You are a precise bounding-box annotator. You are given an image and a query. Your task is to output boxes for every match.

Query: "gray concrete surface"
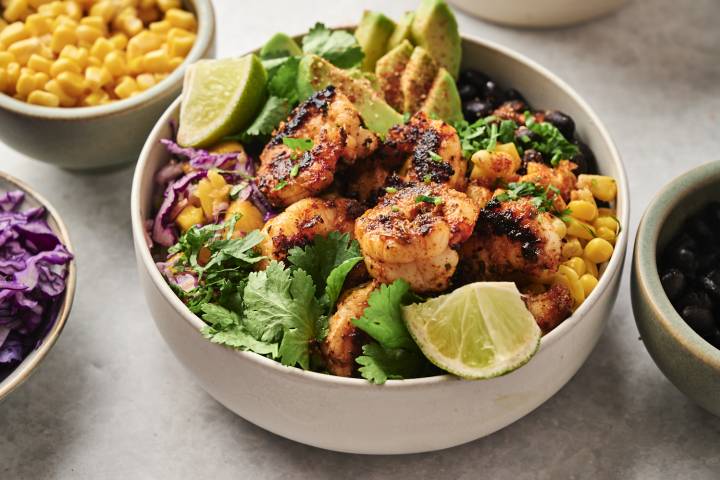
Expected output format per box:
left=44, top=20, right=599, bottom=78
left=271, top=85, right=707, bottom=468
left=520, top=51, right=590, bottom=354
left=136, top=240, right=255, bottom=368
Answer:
left=1, top=0, right=720, bottom=478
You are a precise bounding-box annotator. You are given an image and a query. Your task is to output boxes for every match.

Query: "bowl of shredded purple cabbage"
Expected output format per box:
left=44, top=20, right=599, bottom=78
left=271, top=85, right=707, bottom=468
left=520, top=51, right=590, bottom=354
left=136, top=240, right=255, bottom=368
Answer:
left=0, top=172, right=75, bottom=401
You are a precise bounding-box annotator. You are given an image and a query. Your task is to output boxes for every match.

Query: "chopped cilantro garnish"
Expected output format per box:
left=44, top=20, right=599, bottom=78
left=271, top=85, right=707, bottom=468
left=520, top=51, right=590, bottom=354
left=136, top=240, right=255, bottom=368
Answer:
left=429, top=151, right=443, bottom=162
left=282, top=136, right=314, bottom=151
left=415, top=195, right=443, bottom=206
left=385, top=187, right=398, bottom=194
left=290, top=163, right=300, bottom=177
left=495, top=181, right=567, bottom=218
left=302, top=23, right=364, bottom=69
left=423, top=174, right=431, bottom=184
left=274, top=180, right=288, bottom=191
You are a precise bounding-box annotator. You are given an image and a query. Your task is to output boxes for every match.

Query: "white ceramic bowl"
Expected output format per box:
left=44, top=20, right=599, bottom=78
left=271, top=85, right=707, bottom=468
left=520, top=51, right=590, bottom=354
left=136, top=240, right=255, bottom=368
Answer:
left=448, top=0, right=628, bottom=28
left=0, top=0, right=215, bottom=171
left=0, top=171, right=76, bottom=401
left=131, top=34, right=629, bottom=454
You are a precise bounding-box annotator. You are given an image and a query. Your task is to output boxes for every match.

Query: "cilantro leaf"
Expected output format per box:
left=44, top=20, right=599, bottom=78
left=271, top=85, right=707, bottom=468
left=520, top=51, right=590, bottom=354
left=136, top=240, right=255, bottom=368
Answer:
left=352, top=280, right=417, bottom=351
left=356, top=344, right=426, bottom=384
left=234, top=96, right=290, bottom=143
left=287, top=232, right=361, bottom=293
left=268, top=56, right=301, bottom=104
left=494, top=181, right=568, bottom=218
left=242, top=261, right=321, bottom=369
left=201, top=304, right=279, bottom=357
left=415, top=195, right=443, bottom=206
left=203, top=230, right=266, bottom=271
left=282, top=137, right=313, bottom=151
left=453, top=117, right=518, bottom=158
left=523, top=116, right=579, bottom=166
left=323, top=256, right=362, bottom=311
left=302, top=23, right=364, bottom=69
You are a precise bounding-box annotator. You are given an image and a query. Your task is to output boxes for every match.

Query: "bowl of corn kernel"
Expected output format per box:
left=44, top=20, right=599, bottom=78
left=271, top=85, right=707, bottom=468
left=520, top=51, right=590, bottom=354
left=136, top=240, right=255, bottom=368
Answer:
left=0, top=0, right=215, bottom=170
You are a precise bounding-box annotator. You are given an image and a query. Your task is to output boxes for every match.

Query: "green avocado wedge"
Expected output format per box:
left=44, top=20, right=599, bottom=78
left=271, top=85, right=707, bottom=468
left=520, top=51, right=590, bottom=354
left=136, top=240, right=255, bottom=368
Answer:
left=421, top=67, right=463, bottom=124
left=260, top=32, right=302, bottom=58
left=387, top=11, right=415, bottom=51
left=297, top=54, right=404, bottom=135
left=376, top=39, right=414, bottom=112
left=401, top=46, right=439, bottom=114
left=355, top=11, right=396, bottom=72
left=177, top=55, right=268, bottom=148
left=411, top=0, right=462, bottom=79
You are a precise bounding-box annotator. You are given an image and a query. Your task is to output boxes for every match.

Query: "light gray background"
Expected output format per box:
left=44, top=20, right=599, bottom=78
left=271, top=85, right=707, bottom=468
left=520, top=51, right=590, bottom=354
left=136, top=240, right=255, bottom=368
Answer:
left=2, top=0, right=720, bottom=478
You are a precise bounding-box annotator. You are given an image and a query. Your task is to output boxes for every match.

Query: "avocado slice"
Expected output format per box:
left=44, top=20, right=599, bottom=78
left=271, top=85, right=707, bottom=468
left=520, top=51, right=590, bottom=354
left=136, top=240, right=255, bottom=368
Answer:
left=411, top=0, right=462, bottom=79
left=387, top=11, right=415, bottom=50
left=375, top=39, right=413, bottom=112
left=355, top=11, right=396, bottom=72
left=401, top=46, right=439, bottom=114
left=421, top=67, right=463, bottom=124
left=260, top=33, right=302, bottom=58
left=297, top=54, right=404, bottom=135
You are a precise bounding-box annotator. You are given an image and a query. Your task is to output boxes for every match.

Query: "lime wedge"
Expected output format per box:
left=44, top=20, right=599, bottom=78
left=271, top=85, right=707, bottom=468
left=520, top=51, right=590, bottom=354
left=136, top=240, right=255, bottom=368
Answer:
left=177, top=55, right=268, bottom=148
left=402, top=282, right=541, bottom=379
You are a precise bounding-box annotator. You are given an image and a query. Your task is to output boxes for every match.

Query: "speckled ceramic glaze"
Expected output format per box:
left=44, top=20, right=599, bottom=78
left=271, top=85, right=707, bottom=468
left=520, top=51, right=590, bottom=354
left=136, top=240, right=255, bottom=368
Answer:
left=0, top=172, right=76, bottom=402
left=132, top=35, right=629, bottom=454
left=632, top=161, right=720, bottom=417
left=0, top=0, right=215, bottom=171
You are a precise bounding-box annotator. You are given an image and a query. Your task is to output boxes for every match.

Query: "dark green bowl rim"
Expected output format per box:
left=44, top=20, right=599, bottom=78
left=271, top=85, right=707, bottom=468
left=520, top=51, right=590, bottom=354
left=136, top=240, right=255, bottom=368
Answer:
left=634, top=160, right=720, bottom=369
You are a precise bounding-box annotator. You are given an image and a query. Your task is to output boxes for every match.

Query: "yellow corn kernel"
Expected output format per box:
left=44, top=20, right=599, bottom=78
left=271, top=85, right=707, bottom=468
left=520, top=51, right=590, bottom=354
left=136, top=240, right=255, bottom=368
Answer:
left=52, top=14, right=77, bottom=28
left=80, top=15, right=107, bottom=35
left=595, top=226, right=616, bottom=245
left=567, top=199, right=597, bottom=222
left=84, top=65, right=111, bottom=89
left=37, top=1, right=65, bottom=18
left=126, top=30, right=162, bottom=58
left=0, top=18, right=7, bottom=31
left=165, top=8, right=196, bottom=31
left=117, top=15, right=143, bottom=37
left=166, top=26, right=192, bottom=41
left=157, top=0, right=179, bottom=12
left=0, top=22, right=29, bottom=46
left=80, top=88, right=109, bottom=106
left=138, top=6, right=160, bottom=23
left=139, top=0, right=157, bottom=8
left=14, top=70, right=34, bottom=97
left=167, top=32, right=194, bottom=57
left=50, top=56, right=80, bottom=76
left=89, top=37, right=114, bottom=61
left=63, top=0, right=82, bottom=20
left=565, top=217, right=596, bottom=241
left=562, top=237, right=583, bottom=259
left=557, top=265, right=584, bottom=307
left=44, top=78, right=75, bottom=106
left=113, top=75, right=137, bottom=98
left=153, top=72, right=167, bottom=81
left=597, top=207, right=614, bottom=218
left=135, top=71, right=154, bottom=90
left=126, top=55, right=142, bottom=74
left=55, top=70, right=85, bottom=96
left=28, top=0, right=56, bottom=7
left=3, top=0, right=30, bottom=23
left=27, top=88, right=59, bottom=106
left=584, top=237, right=614, bottom=264
left=141, top=48, right=170, bottom=72
left=570, top=187, right=595, bottom=204
left=76, top=25, right=103, bottom=48
left=5, top=62, right=20, bottom=89
left=210, top=141, right=244, bottom=154
left=59, top=45, right=88, bottom=68
left=564, top=256, right=586, bottom=277
left=50, top=24, right=77, bottom=53
left=24, top=13, right=52, bottom=36
left=102, top=50, right=125, bottom=76
left=149, top=19, right=170, bottom=33
left=0, top=51, right=14, bottom=67
left=109, top=32, right=128, bottom=50
left=176, top=205, right=204, bottom=232
left=89, top=0, right=117, bottom=23
left=196, top=170, right=230, bottom=218
left=577, top=174, right=617, bottom=202
left=594, top=215, right=619, bottom=234
left=225, top=200, right=264, bottom=234
left=579, top=274, right=598, bottom=297
left=584, top=258, right=598, bottom=278
left=8, top=37, right=42, bottom=65
left=0, top=68, right=8, bottom=92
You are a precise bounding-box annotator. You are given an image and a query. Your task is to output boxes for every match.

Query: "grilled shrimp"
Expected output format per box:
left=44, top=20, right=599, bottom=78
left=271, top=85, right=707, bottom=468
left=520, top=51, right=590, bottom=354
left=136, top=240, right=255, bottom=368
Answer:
left=257, top=86, right=379, bottom=207
left=523, top=284, right=574, bottom=333
left=322, top=281, right=377, bottom=377
left=519, top=160, right=577, bottom=201
left=355, top=183, right=479, bottom=292
left=458, top=197, right=562, bottom=280
left=258, top=197, right=363, bottom=263
left=381, top=112, right=467, bottom=191
left=338, top=157, right=393, bottom=206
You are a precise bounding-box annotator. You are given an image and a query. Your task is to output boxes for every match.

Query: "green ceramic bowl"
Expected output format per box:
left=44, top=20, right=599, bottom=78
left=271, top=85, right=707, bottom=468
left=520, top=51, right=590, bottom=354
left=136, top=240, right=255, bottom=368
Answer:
left=0, top=0, right=215, bottom=171
left=632, top=161, right=720, bottom=417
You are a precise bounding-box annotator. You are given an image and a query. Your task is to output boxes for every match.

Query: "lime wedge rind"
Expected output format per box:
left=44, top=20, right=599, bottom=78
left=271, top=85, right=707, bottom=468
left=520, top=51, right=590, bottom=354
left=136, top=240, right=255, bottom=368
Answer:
left=402, top=282, right=542, bottom=380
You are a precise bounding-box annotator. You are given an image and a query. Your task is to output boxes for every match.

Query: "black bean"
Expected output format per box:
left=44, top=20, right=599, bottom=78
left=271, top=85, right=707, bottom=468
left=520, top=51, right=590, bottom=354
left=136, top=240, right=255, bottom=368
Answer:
left=571, top=139, right=597, bottom=175
left=681, top=305, right=717, bottom=337
left=482, top=80, right=506, bottom=107
left=544, top=110, right=575, bottom=139
left=677, top=291, right=713, bottom=311
left=523, top=149, right=544, bottom=164
left=673, top=232, right=698, bottom=252
left=458, top=83, right=478, bottom=101
left=687, top=216, right=715, bottom=243
left=505, top=88, right=528, bottom=105
left=459, top=70, right=490, bottom=90
left=702, top=202, right=720, bottom=233
left=706, top=329, right=720, bottom=349
left=661, top=269, right=686, bottom=301
left=515, top=126, right=540, bottom=144
left=670, top=247, right=698, bottom=274
left=463, top=100, right=494, bottom=121
left=702, top=270, right=720, bottom=300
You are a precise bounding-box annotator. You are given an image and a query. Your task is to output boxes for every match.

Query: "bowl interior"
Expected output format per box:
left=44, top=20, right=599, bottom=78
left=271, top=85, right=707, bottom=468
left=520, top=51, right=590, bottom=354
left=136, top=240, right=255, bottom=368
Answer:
left=131, top=34, right=629, bottom=385
left=636, top=161, right=720, bottom=366
left=0, top=0, right=215, bottom=120
left=0, top=173, right=76, bottom=401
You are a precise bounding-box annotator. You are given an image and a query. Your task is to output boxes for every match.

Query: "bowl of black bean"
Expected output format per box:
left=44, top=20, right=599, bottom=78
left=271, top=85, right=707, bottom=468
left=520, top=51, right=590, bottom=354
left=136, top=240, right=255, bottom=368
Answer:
left=632, top=161, right=720, bottom=417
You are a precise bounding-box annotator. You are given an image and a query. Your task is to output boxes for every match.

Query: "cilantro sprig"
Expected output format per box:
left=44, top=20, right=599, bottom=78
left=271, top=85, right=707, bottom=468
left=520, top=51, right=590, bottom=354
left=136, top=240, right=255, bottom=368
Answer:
left=495, top=181, right=570, bottom=219
left=523, top=112, right=579, bottom=166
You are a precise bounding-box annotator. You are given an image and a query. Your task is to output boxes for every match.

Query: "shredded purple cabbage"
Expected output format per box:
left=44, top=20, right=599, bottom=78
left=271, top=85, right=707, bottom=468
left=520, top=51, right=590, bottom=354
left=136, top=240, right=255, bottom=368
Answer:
left=0, top=190, right=73, bottom=378
left=149, top=138, right=276, bottom=247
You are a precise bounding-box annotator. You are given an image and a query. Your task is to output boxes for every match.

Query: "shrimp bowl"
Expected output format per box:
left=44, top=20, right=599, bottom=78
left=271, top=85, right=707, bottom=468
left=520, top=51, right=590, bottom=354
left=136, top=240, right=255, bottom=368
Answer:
left=131, top=28, right=628, bottom=454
